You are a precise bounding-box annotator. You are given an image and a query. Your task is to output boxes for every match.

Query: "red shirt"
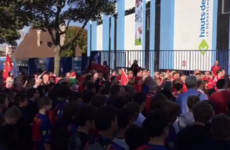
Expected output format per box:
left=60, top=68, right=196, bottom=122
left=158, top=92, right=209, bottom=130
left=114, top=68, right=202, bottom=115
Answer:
left=209, top=90, right=230, bottom=114
left=181, top=82, right=188, bottom=93
left=133, top=84, right=142, bottom=92
left=211, top=65, right=221, bottom=76
left=145, top=92, right=156, bottom=113
left=203, top=78, right=214, bottom=89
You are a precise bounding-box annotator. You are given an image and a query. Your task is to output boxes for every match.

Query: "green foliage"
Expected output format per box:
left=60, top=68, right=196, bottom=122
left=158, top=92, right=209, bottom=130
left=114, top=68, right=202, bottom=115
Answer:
left=0, top=1, right=30, bottom=45
left=61, top=26, right=87, bottom=57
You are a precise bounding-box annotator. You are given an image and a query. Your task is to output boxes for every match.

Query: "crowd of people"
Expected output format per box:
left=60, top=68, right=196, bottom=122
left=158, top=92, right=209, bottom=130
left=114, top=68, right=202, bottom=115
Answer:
left=0, top=59, right=229, bottom=150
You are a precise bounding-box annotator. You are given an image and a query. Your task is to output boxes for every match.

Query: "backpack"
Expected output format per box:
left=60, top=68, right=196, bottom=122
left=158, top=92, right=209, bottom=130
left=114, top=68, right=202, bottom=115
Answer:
left=68, top=132, right=82, bottom=150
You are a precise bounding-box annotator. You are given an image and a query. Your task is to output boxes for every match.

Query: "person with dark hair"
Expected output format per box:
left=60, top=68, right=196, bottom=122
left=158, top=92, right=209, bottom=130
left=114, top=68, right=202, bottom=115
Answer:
left=177, top=96, right=200, bottom=131
left=159, top=89, right=176, bottom=102
left=133, top=92, right=146, bottom=127
left=173, top=83, right=183, bottom=98
left=111, top=76, right=118, bottom=85
left=113, top=96, right=127, bottom=110
left=90, top=94, right=106, bottom=108
left=137, top=110, right=169, bottom=150
left=161, top=101, right=180, bottom=150
left=150, top=93, right=168, bottom=111
left=82, top=89, right=95, bottom=104
left=195, top=114, right=230, bottom=150
left=113, top=108, right=135, bottom=150
left=100, top=82, right=111, bottom=97
left=69, top=92, right=81, bottom=103
left=0, top=93, right=9, bottom=115
left=125, top=102, right=140, bottom=122
left=177, top=101, right=213, bottom=150
left=32, top=97, right=52, bottom=150
left=210, top=79, right=230, bottom=114
left=51, top=102, right=79, bottom=150
left=51, top=84, right=71, bottom=123
left=69, top=104, right=97, bottom=150
left=86, top=82, right=96, bottom=93
left=27, top=88, right=39, bottom=125
left=125, top=125, right=149, bottom=150
left=85, top=106, right=124, bottom=150
left=0, top=106, right=22, bottom=150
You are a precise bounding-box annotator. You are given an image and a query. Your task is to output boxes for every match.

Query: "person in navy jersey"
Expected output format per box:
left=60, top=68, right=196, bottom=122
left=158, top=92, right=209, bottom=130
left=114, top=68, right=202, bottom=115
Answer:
left=195, top=114, right=230, bottom=150
left=136, top=110, right=169, bottom=150
left=161, top=101, right=180, bottom=150
left=50, top=84, right=70, bottom=124
left=68, top=104, right=96, bottom=150
left=14, top=92, right=30, bottom=150
left=125, top=125, right=149, bottom=150
left=85, top=106, right=125, bottom=150
left=211, top=60, right=221, bottom=77
left=0, top=106, right=22, bottom=150
left=32, top=97, right=52, bottom=150
left=176, top=101, right=213, bottom=150
left=27, top=88, right=39, bottom=125
left=113, top=108, right=137, bottom=150
left=51, top=102, right=79, bottom=150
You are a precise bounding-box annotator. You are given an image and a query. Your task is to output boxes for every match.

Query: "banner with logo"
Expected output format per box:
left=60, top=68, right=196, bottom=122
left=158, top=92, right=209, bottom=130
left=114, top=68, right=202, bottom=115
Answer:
left=135, top=0, right=143, bottom=46
left=173, top=0, right=215, bottom=71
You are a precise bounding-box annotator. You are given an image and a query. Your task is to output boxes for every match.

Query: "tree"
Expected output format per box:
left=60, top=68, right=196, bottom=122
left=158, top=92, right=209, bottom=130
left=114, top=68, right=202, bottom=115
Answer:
left=0, top=1, right=30, bottom=45
left=22, top=0, right=116, bottom=75
left=60, top=26, right=87, bottom=57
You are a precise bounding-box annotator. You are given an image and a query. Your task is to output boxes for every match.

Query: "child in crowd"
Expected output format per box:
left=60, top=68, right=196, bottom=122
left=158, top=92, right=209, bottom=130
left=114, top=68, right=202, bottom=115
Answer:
left=173, top=83, right=183, bottom=99
left=0, top=106, right=22, bottom=150
left=177, top=101, right=213, bottom=150
left=85, top=106, right=124, bottom=150
left=113, top=108, right=136, bottom=150
left=137, top=110, right=169, bottom=150
left=32, top=97, right=52, bottom=150
left=133, top=92, right=146, bottom=127
left=177, top=96, right=200, bottom=131
left=161, top=101, right=180, bottom=150
left=125, top=125, right=149, bottom=150
left=69, top=104, right=96, bottom=150
left=0, top=93, right=9, bottom=116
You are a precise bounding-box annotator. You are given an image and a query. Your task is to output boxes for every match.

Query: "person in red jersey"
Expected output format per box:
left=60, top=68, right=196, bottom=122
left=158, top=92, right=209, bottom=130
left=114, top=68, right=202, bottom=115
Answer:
left=173, top=72, right=180, bottom=80
left=213, top=70, right=224, bottom=86
left=133, top=77, right=143, bottom=92
left=180, top=75, right=187, bottom=93
left=128, top=71, right=133, bottom=80
left=136, top=110, right=169, bottom=150
left=203, top=71, right=211, bottom=81
left=32, top=97, right=52, bottom=150
left=211, top=60, right=221, bottom=77
left=173, top=83, right=183, bottom=98
left=209, top=79, right=230, bottom=114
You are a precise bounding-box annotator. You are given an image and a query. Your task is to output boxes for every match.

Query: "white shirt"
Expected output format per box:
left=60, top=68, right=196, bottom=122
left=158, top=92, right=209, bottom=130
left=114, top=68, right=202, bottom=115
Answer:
left=134, top=113, right=145, bottom=127
left=113, top=138, right=129, bottom=150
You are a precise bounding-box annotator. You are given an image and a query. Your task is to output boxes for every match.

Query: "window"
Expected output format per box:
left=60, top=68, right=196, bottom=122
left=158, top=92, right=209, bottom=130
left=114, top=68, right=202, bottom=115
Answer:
left=221, top=0, right=230, bottom=14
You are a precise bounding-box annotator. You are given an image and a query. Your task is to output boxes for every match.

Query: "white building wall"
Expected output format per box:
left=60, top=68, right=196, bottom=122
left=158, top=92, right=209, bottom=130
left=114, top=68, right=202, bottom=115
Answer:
left=97, top=24, right=103, bottom=50
left=124, top=14, right=142, bottom=67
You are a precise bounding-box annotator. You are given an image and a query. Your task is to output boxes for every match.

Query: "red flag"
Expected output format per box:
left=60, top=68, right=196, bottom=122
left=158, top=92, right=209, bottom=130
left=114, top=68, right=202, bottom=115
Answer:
left=3, top=54, right=13, bottom=79
left=121, top=69, right=128, bottom=85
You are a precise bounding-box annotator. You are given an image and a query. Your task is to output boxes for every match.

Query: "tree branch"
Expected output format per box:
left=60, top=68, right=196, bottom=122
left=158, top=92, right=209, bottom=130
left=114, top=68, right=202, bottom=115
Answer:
left=44, top=15, right=57, bottom=45
left=61, top=19, right=89, bottom=50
